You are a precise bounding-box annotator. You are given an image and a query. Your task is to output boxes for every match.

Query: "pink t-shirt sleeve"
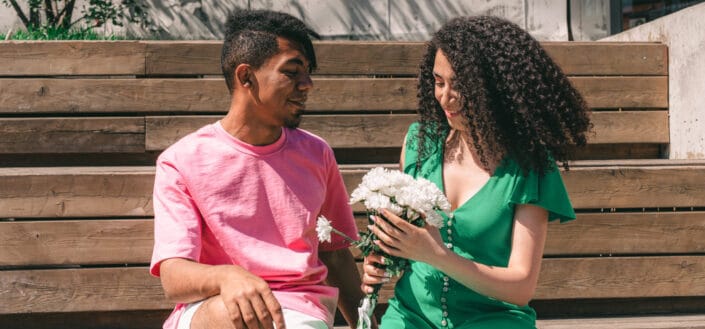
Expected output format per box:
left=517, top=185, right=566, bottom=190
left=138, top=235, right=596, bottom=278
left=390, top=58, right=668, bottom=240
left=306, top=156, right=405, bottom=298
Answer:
left=318, top=147, right=359, bottom=251
left=150, top=156, right=203, bottom=277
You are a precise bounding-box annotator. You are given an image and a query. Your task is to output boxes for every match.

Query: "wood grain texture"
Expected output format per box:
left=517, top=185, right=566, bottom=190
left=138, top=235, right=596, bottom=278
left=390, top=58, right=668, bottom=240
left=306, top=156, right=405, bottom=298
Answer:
left=0, top=267, right=169, bottom=313
left=4, top=211, right=704, bottom=266
left=0, top=167, right=154, bottom=218
left=0, top=77, right=666, bottom=114
left=0, top=219, right=153, bottom=266
left=536, top=315, right=705, bottom=329
left=2, top=163, right=705, bottom=218
left=0, top=41, right=145, bottom=75
left=2, top=256, right=703, bottom=314
left=144, top=41, right=667, bottom=76
left=144, top=111, right=667, bottom=152
left=0, top=117, right=144, bottom=153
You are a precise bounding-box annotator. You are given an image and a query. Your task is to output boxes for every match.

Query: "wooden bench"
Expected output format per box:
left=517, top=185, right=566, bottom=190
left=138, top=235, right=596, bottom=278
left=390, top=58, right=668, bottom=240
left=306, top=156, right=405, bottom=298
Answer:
left=1, top=41, right=704, bottom=329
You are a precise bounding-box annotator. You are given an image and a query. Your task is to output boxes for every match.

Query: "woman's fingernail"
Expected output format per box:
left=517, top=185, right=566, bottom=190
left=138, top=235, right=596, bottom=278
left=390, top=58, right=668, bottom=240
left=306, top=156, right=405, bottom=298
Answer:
left=369, top=215, right=376, bottom=222
left=382, top=277, right=390, bottom=283
left=367, top=225, right=374, bottom=231
left=384, top=271, right=391, bottom=278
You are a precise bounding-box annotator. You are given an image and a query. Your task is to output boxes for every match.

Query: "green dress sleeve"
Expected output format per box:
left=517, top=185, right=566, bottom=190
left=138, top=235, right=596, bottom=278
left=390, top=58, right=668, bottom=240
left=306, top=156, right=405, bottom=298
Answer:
left=507, top=161, right=576, bottom=223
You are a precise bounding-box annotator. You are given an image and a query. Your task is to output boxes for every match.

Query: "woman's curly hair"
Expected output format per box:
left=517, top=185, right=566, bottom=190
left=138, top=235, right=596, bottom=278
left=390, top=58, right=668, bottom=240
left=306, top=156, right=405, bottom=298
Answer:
left=415, top=16, right=591, bottom=174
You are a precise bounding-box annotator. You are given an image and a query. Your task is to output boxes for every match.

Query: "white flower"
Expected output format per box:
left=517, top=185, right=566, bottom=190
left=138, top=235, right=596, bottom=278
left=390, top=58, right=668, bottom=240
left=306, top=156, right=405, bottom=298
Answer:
left=316, top=216, right=333, bottom=243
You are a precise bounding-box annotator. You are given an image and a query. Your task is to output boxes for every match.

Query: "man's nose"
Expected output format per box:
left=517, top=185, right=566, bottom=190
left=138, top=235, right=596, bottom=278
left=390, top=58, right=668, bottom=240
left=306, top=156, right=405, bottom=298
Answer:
left=298, top=74, right=313, bottom=91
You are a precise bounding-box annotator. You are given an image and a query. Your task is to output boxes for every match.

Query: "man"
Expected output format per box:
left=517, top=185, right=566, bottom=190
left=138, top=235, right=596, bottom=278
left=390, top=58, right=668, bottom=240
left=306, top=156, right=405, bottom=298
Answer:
left=150, top=9, right=364, bottom=329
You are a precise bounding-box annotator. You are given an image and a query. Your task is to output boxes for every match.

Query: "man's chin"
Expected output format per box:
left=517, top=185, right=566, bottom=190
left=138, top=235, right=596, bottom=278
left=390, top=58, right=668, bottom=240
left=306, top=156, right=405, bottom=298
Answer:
left=284, top=116, right=302, bottom=129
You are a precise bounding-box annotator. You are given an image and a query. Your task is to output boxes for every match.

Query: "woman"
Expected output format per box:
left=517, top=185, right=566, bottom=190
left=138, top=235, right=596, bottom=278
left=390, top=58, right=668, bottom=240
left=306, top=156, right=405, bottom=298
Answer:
left=362, top=16, right=591, bottom=329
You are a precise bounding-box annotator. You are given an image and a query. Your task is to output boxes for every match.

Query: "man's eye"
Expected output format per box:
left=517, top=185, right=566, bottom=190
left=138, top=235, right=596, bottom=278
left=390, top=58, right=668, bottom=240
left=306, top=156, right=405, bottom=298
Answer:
left=283, top=71, right=297, bottom=77
left=435, top=82, right=444, bottom=87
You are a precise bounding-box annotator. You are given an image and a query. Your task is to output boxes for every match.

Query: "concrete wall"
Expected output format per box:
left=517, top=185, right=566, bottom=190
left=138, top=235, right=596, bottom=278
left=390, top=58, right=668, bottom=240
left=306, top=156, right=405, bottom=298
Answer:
left=601, top=3, right=705, bottom=159
left=1, top=0, right=610, bottom=41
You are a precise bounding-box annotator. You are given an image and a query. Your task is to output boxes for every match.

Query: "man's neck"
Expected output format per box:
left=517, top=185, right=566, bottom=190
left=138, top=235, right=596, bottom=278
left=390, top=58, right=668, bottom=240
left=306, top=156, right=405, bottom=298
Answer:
left=220, top=105, right=283, bottom=146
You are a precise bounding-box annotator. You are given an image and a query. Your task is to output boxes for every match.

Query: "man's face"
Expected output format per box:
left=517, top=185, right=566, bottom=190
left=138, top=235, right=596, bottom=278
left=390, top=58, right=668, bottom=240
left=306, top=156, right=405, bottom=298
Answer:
left=250, top=37, right=313, bottom=128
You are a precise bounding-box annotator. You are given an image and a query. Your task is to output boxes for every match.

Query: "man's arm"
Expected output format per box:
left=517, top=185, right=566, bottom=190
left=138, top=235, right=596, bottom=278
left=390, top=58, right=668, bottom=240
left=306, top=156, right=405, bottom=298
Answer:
left=319, top=248, right=366, bottom=328
left=159, top=258, right=285, bottom=329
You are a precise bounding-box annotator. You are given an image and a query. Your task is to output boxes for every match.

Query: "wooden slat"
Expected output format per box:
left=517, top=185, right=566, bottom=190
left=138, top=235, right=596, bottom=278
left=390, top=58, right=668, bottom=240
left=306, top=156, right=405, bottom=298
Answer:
left=589, top=110, right=668, bottom=143
left=543, top=42, right=667, bottom=76
left=4, top=211, right=704, bottom=266
left=365, top=256, right=705, bottom=303
left=0, top=77, right=666, bottom=114
left=0, top=111, right=668, bottom=155
left=0, top=267, right=169, bottom=313
left=571, top=76, right=668, bottom=108
left=0, top=220, right=153, bottom=266
left=144, top=111, right=667, bottom=152
left=0, top=117, right=144, bottom=153
left=144, top=114, right=415, bottom=151
left=144, top=41, right=667, bottom=76
left=0, top=41, right=145, bottom=76
left=4, top=255, right=701, bottom=313
left=0, top=167, right=154, bottom=218
left=0, top=310, right=171, bottom=329
left=536, top=315, right=705, bottom=329
left=2, top=163, right=705, bottom=218
left=544, top=212, right=705, bottom=255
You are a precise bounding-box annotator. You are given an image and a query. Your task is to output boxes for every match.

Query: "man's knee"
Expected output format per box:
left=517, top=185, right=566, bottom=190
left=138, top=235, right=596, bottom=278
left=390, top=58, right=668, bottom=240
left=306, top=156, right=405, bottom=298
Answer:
left=190, top=295, right=236, bottom=329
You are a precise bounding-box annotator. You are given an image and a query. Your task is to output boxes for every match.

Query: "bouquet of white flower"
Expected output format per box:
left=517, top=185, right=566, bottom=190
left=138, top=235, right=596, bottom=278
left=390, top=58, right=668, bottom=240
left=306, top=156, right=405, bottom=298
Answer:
left=316, top=166, right=451, bottom=329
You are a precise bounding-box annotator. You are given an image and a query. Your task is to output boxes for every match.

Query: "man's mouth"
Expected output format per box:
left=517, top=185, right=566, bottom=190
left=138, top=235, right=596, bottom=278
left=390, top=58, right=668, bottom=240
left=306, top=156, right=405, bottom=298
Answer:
left=288, top=99, right=306, bottom=108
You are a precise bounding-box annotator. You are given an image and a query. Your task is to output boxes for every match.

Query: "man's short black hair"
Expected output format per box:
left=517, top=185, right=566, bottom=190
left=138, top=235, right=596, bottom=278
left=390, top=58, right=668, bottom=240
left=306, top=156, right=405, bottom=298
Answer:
left=221, top=9, right=320, bottom=93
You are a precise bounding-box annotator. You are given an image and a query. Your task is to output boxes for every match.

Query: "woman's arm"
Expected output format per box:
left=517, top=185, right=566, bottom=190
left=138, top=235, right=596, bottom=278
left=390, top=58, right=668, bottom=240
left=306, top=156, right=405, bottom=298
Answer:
left=369, top=204, right=548, bottom=306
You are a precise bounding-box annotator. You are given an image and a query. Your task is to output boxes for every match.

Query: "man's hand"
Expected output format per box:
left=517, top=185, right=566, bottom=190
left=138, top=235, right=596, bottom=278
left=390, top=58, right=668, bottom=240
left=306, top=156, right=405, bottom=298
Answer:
left=217, top=265, right=286, bottom=329
left=159, top=258, right=286, bottom=329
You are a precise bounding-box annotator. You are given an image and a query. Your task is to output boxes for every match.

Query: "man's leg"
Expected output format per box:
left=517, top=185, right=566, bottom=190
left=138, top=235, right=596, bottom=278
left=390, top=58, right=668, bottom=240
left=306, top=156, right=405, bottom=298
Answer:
left=182, top=295, right=329, bottom=329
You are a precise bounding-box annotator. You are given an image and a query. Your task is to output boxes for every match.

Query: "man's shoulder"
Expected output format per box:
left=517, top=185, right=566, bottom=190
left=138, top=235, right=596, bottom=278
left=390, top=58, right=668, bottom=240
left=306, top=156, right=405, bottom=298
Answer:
left=287, top=128, right=333, bottom=151
left=158, top=123, right=218, bottom=163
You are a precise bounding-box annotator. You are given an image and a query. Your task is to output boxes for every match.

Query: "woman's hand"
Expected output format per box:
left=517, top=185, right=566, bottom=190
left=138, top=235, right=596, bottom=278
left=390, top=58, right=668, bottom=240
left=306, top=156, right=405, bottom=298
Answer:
left=369, top=208, right=450, bottom=266
left=361, top=253, right=390, bottom=294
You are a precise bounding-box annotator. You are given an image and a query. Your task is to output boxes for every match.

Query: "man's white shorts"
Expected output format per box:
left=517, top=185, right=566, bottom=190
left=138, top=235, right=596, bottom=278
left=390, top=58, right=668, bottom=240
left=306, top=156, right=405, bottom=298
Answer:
left=177, top=300, right=330, bottom=329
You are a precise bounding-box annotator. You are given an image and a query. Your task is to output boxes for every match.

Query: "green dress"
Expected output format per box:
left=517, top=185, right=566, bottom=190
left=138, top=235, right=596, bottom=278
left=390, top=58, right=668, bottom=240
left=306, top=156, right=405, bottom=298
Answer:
left=380, top=123, right=576, bottom=329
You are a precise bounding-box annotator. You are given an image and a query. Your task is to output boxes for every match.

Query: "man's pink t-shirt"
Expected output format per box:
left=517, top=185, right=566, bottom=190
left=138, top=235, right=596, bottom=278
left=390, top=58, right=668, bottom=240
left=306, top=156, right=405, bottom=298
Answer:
left=150, top=122, right=358, bottom=328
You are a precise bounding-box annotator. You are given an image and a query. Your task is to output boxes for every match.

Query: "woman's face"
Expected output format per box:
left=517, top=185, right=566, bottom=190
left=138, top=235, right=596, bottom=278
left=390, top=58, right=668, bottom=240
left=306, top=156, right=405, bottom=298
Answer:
left=433, top=50, right=468, bottom=131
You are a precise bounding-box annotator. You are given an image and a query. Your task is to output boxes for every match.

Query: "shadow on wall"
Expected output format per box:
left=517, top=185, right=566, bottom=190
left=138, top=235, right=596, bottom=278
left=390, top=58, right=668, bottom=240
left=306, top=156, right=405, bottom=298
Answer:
left=117, top=0, right=526, bottom=41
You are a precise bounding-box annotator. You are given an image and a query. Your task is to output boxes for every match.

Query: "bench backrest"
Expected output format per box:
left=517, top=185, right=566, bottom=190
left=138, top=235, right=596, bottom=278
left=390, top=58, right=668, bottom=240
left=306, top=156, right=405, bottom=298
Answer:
left=2, top=41, right=703, bottom=328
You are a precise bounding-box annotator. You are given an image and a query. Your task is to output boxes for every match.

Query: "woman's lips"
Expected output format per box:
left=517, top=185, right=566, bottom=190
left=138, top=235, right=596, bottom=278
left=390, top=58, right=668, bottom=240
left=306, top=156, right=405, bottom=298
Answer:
left=444, top=108, right=461, bottom=118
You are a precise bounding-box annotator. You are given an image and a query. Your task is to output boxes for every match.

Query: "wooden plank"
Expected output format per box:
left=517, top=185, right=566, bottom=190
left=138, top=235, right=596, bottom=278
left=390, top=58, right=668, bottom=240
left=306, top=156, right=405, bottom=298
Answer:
left=0, top=219, right=153, bottom=266
left=563, top=164, right=705, bottom=209
left=144, top=111, right=667, bottom=152
left=5, top=255, right=700, bottom=313
left=0, top=310, right=171, bottom=329
left=2, top=163, right=705, bottom=218
left=532, top=297, right=705, bottom=318
left=546, top=212, right=705, bottom=255
left=145, top=41, right=667, bottom=76
left=0, top=77, right=666, bottom=114
left=536, top=315, right=705, bottom=329
left=0, top=41, right=145, bottom=76
left=0, top=117, right=145, bottom=153
left=4, top=211, right=704, bottom=266
left=0, top=167, right=154, bottom=218
left=352, top=211, right=705, bottom=258
left=0, top=111, right=668, bottom=155
left=572, top=76, right=668, bottom=109
left=542, top=42, right=667, bottom=76
left=0, top=267, right=170, bottom=313
left=589, top=110, right=668, bottom=144
left=364, top=256, right=705, bottom=303
left=144, top=114, right=415, bottom=151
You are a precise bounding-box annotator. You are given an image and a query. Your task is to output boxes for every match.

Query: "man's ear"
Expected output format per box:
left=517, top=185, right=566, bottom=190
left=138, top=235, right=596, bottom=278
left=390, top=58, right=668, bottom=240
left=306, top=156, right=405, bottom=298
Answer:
left=235, top=64, right=253, bottom=88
